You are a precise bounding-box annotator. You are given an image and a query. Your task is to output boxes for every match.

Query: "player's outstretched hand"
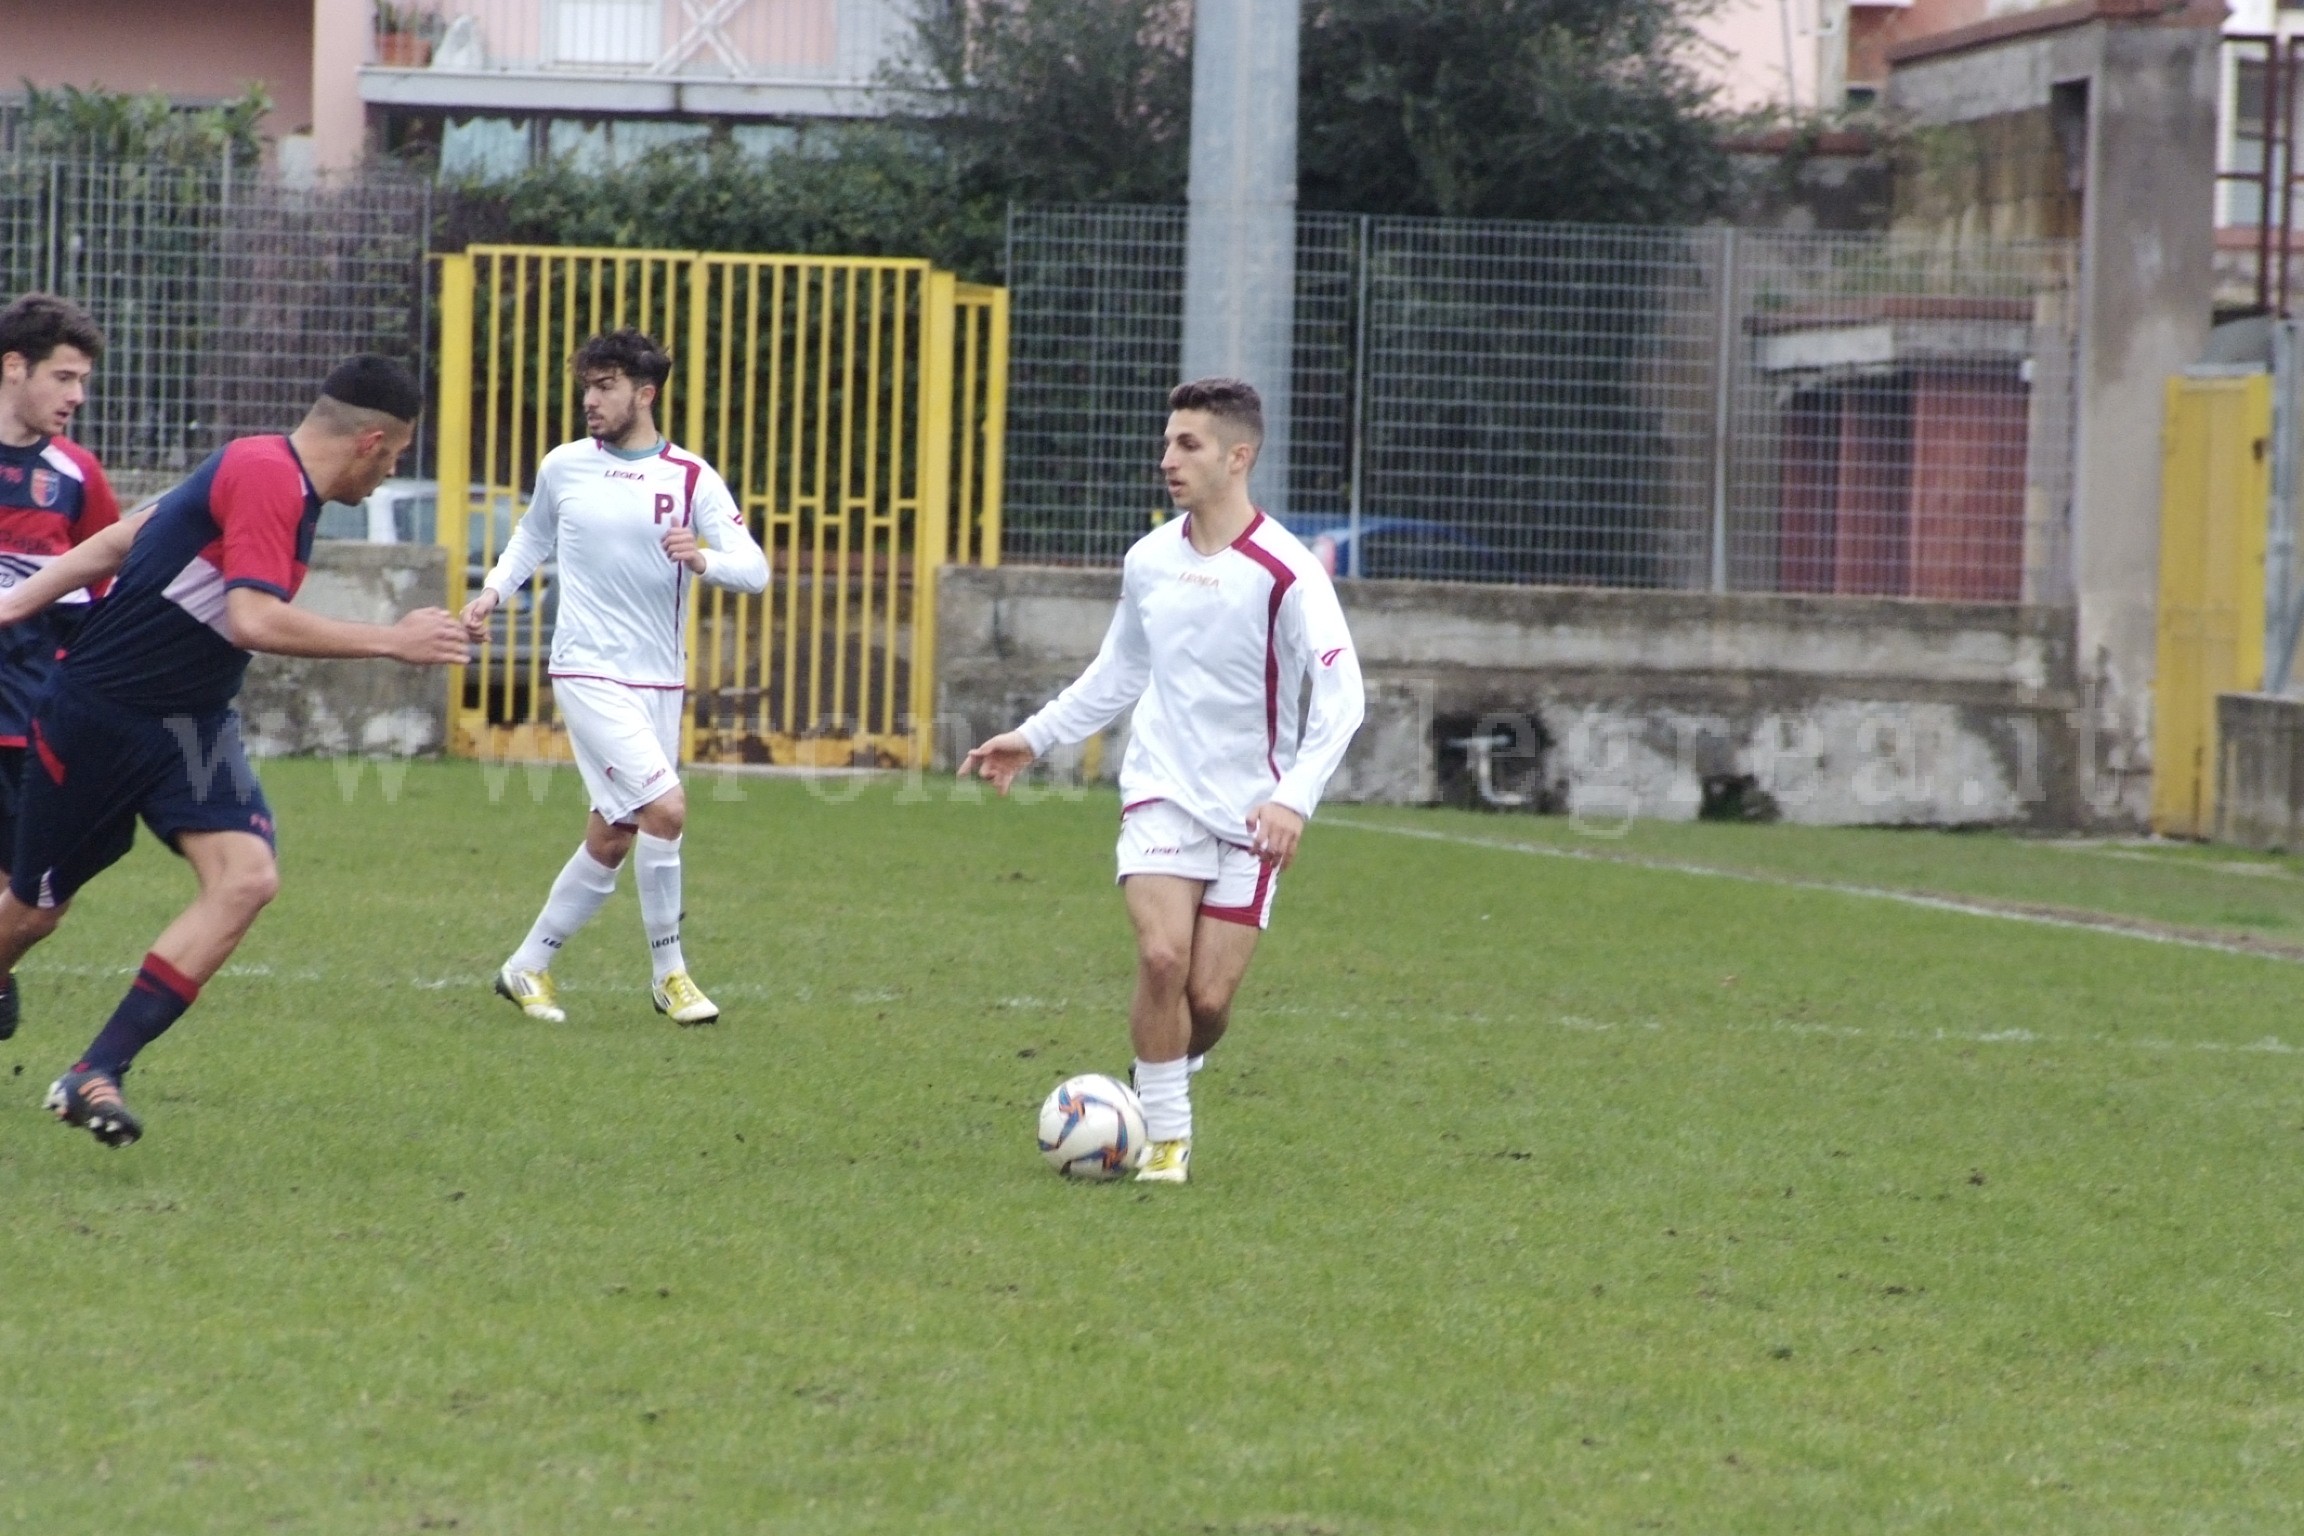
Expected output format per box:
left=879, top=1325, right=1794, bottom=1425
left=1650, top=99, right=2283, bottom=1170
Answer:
left=389, top=607, right=475, bottom=666
left=1246, top=802, right=1305, bottom=870
left=662, top=527, right=708, bottom=574
left=458, top=587, right=499, bottom=641
left=958, top=731, right=1037, bottom=795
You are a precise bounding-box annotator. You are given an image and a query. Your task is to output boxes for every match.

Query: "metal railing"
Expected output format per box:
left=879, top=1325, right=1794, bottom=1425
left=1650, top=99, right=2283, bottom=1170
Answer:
left=434, top=245, right=1008, bottom=769
left=1006, top=204, right=2079, bottom=602
left=367, top=0, right=905, bottom=85
left=0, top=153, right=433, bottom=486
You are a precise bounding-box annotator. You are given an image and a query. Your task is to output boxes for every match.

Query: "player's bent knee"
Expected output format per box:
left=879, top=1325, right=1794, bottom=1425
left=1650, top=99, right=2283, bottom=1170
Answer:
left=636, top=788, right=687, bottom=839
left=1136, top=940, right=1190, bottom=989
left=212, top=856, right=280, bottom=916
left=0, top=895, right=65, bottom=940
left=231, top=870, right=281, bottom=916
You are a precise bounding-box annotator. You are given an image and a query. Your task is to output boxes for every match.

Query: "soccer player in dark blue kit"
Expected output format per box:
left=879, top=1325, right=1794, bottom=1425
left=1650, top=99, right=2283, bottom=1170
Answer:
left=0, top=355, right=470, bottom=1146
left=0, top=294, right=123, bottom=1040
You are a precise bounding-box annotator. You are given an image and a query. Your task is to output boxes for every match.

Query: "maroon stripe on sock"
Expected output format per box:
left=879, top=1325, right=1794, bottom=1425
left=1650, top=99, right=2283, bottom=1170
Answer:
left=138, top=952, right=201, bottom=1006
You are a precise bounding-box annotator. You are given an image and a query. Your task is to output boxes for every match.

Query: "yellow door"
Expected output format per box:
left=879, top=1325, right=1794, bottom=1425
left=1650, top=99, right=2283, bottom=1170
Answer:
left=2152, top=372, right=2270, bottom=837
left=432, top=247, right=1007, bottom=769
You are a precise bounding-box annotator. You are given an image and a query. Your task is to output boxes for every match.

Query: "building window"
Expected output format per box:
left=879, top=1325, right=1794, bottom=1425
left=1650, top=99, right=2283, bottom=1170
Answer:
left=2230, top=58, right=2270, bottom=231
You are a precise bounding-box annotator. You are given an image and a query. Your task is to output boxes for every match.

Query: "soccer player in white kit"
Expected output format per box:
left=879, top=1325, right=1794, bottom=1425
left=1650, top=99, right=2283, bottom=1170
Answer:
left=461, top=330, right=767, bottom=1025
left=961, top=379, right=1365, bottom=1183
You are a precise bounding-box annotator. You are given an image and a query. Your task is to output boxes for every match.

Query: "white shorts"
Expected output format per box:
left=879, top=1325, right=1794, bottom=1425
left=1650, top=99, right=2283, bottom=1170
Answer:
left=1115, top=799, right=1279, bottom=930
left=553, top=674, right=684, bottom=824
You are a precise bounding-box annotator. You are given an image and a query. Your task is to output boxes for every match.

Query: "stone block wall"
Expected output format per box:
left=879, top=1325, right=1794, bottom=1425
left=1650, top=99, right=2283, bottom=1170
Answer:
left=241, top=542, right=451, bottom=756
left=935, top=566, right=2084, bottom=828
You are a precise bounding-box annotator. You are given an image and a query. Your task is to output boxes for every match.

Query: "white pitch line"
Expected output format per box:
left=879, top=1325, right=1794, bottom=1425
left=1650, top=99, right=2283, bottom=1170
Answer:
left=1326, top=817, right=2304, bottom=966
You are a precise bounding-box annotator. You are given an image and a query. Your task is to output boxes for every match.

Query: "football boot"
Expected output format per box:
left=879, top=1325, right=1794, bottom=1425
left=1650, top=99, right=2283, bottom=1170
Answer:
left=652, top=970, right=720, bottom=1026
left=494, top=964, right=566, bottom=1023
left=1135, top=1138, right=1192, bottom=1185
left=45, top=1067, right=142, bottom=1148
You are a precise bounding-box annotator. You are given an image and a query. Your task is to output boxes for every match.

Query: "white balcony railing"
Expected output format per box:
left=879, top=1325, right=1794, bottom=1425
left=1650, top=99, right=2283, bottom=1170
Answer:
left=365, top=0, right=910, bottom=93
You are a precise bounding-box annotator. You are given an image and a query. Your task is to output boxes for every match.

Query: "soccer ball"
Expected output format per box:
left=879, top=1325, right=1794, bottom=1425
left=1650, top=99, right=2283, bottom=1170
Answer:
left=1037, top=1073, right=1147, bottom=1180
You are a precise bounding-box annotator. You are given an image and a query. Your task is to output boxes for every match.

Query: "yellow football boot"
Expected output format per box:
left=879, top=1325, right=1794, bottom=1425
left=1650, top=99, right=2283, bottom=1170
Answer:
left=1135, top=1138, right=1192, bottom=1184
left=494, top=964, right=566, bottom=1023
left=652, top=969, right=721, bottom=1026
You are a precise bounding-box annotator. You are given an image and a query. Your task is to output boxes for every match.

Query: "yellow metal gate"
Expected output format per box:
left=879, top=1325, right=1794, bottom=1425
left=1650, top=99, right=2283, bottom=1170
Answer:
left=2151, top=371, right=2269, bottom=838
left=433, top=246, right=1007, bottom=768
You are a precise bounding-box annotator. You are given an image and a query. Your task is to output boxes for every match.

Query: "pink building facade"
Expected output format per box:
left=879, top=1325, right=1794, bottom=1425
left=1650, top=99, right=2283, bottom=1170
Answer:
left=0, top=0, right=906, bottom=173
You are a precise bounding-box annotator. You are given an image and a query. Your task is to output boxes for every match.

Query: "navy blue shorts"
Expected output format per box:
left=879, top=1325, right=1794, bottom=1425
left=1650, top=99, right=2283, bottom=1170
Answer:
left=10, top=686, right=275, bottom=909
left=0, top=744, right=23, bottom=877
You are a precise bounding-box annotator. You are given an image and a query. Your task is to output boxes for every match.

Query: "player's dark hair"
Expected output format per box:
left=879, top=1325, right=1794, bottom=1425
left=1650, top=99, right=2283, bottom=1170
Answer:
left=319, top=354, right=422, bottom=423
left=0, top=293, right=105, bottom=369
left=574, top=329, right=673, bottom=392
left=1168, top=377, right=1263, bottom=443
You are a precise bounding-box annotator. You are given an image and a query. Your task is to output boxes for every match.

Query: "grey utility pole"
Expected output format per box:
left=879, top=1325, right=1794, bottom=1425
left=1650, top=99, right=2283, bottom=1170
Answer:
left=1183, top=0, right=1300, bottom=520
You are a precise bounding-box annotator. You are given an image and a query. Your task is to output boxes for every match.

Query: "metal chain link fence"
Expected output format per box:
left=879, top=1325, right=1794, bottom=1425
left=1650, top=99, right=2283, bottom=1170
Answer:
left=0, top=155, right=433, bottom=501
left=1007, top=204, right=2079, bottom=601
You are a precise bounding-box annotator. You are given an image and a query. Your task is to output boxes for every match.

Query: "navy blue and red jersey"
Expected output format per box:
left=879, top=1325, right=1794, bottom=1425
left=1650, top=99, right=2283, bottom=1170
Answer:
left=62, top=435, right=320, bottom=716
left=0, top=436, right=121, bottom=745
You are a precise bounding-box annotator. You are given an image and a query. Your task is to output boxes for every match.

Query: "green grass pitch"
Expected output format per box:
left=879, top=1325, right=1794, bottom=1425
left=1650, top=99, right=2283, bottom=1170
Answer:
left=4, top=758, right=2304, bottom=1532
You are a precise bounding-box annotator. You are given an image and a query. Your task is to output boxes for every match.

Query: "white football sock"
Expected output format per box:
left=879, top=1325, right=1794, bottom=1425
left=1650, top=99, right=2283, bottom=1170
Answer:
left=1135, top=1056, right=1192, bottom=1142
left=635, top=831, right=687, bottom=982
left=509, top=845, right=620, bottom=973
left=1187, top=1053, right=1206, bottom=1075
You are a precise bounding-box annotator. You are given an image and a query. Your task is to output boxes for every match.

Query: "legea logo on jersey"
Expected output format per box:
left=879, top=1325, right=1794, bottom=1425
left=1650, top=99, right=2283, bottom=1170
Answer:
left=1319, top=647, right=1345, bottom=668
left=604, top=468, right=648, bottom=482
left=1177, top=570, right=1222, bottom=590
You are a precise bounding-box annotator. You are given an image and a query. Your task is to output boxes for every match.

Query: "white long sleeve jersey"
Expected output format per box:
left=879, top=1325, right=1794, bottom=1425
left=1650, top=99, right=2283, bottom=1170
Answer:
left=1020, top=511, right=1366, bottom=840
left=482, top=437, right=769, bottom=689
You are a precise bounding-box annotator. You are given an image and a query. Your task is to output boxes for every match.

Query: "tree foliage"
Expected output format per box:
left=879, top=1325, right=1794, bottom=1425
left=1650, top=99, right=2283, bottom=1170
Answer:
left=457, top=126, right=1002, bottom=279
left=17, top=82, right=271, bottom=165
left=894, top=0, right=1193, bottom=208
left=452, top=0, right=1730, bottom=280
left=1298, top=0, right=1732, bottom=224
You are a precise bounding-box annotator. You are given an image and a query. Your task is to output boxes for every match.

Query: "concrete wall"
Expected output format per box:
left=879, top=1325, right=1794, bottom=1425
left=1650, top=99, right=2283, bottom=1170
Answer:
left=1723, top=132, right=1894, bottom=233
left=2216, top=692, right=2304, bottom=850
left=937, top=566, right=2083, bottom=828
left=1890, top=4, right=2223, bottom=827
left=241, top=542, right=450, bottom=757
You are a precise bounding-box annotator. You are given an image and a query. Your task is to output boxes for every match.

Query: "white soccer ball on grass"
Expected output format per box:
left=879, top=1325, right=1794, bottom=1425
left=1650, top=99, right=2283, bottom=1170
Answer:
left=1037, top=1073, right=1148, bottom=1180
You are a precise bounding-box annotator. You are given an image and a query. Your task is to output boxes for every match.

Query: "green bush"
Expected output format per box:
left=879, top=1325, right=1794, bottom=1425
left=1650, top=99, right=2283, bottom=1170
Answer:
left=17, top=81, right=270, bottom=165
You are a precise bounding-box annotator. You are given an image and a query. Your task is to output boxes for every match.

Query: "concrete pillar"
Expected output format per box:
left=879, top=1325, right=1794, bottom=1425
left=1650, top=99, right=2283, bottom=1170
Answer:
left=2071, top=22, right=2220, bottom=825
left=1816, top=0, right=1850, bottom=111
left=1183, top=0, right=1299, bottom=518
left=1888, top=6, right=2222, bottom=827
left=310, top=0, right=371, bottom=174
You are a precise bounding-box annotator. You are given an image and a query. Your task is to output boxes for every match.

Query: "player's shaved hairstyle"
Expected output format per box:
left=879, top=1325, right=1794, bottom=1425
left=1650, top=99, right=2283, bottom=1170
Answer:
left=307, top=354, right=422, bottom=433
left=1168, top=377, right=1264, bottom=445
left=0, top=293, right=105, bottom=368
left=574, top=329, right=673, bottom=392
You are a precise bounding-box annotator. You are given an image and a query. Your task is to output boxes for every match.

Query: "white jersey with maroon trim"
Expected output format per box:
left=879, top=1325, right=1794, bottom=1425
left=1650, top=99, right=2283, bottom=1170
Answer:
left=482, top=437, right=768, bottom=690
left=1018, top=511, right=1365, bottom=841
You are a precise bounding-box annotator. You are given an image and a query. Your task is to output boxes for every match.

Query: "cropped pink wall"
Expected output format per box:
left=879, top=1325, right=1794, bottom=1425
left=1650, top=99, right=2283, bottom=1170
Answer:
left=1697, top=0, right=1818, bottom=115
left=400, top=0, right=838, bottom=72
left=0, top=0, right=315, bottom=137
left=1695, top=0, right=2019, bottom=113
left=313, top=0, right=371, bottom=170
